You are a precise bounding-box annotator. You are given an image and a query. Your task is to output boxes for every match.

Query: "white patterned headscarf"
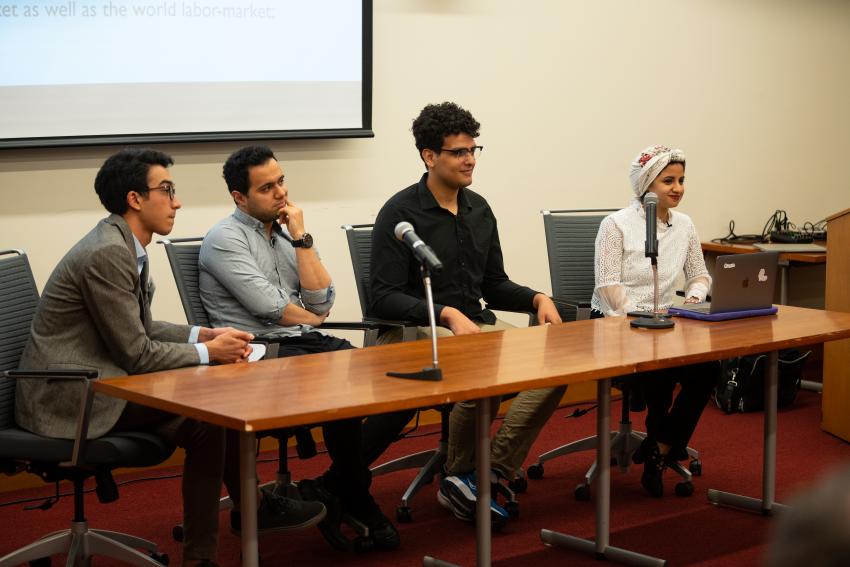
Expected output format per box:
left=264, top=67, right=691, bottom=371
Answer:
left=629, top=145, right=686, bottom=200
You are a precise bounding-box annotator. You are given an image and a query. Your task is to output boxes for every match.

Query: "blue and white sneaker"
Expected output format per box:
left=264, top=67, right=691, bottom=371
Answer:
left=437, top=472, right=509, bottom=530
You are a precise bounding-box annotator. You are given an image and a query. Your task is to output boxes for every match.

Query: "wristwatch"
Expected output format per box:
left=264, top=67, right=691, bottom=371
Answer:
left=291, top=233, right=314, bottom=249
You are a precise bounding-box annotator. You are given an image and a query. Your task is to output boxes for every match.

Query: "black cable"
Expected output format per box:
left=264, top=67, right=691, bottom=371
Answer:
left=1, top=470, right=184, bottom=510
left=711, top=220, right=763, bottom=244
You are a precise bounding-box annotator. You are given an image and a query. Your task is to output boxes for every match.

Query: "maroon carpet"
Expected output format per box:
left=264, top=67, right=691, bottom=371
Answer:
left=2, top=390, right=849, bottom=566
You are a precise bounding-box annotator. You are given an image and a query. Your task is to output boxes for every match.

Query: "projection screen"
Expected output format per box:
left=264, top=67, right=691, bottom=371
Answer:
left=0, top=0, right=372, bottom=148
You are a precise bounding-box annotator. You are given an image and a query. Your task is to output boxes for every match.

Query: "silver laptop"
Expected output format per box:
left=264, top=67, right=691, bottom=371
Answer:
left=674, top=252, right=779, bottom=314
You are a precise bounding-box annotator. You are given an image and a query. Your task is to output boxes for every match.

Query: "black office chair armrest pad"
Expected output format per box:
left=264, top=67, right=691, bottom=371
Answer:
left=362, top=317, right=418, bottom=328
left=321, top=321, right=381, bottom=331
left=5, top=369, right=98, bottom=382
left=551, top=296, right=591, bottom=309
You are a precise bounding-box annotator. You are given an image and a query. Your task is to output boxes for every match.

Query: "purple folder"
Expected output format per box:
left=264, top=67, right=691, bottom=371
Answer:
left=666, top=305, right=778, bottom=321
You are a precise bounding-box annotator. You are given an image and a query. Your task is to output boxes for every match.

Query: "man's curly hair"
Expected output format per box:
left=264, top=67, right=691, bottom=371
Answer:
left=412, top=102, right=480, bottom=158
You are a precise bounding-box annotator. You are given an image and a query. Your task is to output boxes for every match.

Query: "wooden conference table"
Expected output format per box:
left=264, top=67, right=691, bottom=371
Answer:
left=94, top=305, right=850, bottom=567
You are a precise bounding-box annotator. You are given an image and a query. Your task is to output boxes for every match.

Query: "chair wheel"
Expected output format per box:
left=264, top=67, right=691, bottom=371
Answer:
left=675, top=481, right=695, bottom=497
left=504, top=500, right=520, bottom=519
left=172, top=524, right=184, bottom=542
left=29, top=558, right=50, bottom=567
left=150, top=551, right=169, bottom=566
left=689, top=459, right=702, bottom=476
left=508, top=474, right=528, bottom=494
left=575, top=483, right=591, bottom=501
left=396, top=505, right=413, bottom=523
left=527, top=463, right=544, bottom=480
left=354, top=536, right=374, bottom=552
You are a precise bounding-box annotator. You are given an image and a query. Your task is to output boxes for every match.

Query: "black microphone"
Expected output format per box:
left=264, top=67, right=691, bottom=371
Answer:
left=643, top=192, right=658, bottom=259
left=394, top=221, right=444, bottom=273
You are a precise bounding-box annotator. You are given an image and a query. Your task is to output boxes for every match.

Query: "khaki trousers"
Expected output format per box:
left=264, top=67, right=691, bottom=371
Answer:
left=378, top=319, right=566, bottom=479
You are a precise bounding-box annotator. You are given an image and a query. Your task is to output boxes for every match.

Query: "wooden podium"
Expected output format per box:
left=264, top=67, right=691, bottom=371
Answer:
left=822, top=208, right=850, bottom=442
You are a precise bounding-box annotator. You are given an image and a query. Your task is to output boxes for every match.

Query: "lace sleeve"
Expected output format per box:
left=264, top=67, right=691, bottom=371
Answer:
left=594, top=216, right=636, bottom=315
left=683, top=223, right=710, bottom=281
left=684, top=277, right=710, bottom=302
left=595, top=216, right=624, bottom=287
left=596, top=284, right=636, bottom=316
left=683, top=221, right=711, bottom=301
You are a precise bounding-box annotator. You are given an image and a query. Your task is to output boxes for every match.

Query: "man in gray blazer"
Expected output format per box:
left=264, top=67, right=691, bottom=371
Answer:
left=15, top=148, right=325, bottom=567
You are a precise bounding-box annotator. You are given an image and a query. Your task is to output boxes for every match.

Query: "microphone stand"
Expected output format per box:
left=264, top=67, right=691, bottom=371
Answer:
left=631, top=217, right=674, bottom=329
left=387, top=264, right=443, bottom=381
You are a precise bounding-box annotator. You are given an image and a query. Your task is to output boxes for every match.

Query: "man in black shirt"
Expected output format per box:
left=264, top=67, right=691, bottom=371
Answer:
left=365, top=102, right=565, bottom=528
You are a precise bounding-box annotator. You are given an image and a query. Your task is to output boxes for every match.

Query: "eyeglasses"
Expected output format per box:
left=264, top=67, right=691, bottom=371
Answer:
left=145, top=182, right=176, bottom=200
left=439, top=146, right=484, bottom=159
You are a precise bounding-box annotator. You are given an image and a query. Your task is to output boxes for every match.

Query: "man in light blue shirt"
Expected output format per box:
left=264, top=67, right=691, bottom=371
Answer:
left=199, top=145, right=400, bottom=552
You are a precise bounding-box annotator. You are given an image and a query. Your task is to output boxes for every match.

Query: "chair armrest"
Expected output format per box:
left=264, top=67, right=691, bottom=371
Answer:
left=551, top=296, right=593, bottom=321
left=5, top=369, right=98, bottom=382
left=321, top=320, right=382, bottom=332
left=362, top=316, right=418, bottom=329
left=5, top=370, right=99, bottom=469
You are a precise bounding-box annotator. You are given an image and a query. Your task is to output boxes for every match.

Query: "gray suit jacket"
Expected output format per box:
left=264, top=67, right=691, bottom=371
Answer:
left=16, top=214, right=200, bottom=439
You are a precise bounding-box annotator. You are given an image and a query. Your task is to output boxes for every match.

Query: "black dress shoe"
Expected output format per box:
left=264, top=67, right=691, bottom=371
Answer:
left=667, top=445, right=689, bottom=462
left=348, top=501, right=400, bottom=551
left=640, top=445, right=667, bottom=498
left=634, top=440, right=665, bottom=498
left=298, top=477, right=352, bottom=551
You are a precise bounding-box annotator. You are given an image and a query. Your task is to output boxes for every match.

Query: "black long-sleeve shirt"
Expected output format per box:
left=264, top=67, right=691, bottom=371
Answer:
left=369, top=173, right=539, bottom=326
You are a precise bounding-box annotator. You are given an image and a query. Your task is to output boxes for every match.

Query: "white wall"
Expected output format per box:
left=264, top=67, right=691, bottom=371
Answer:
left=1, top=0, right=848, bottom=337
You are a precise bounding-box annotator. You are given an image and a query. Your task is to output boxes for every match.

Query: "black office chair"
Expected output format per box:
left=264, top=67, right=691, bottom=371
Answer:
left=0, top=249, right=172, bottom=567
left=341, top=224, right=529, bottom=522
left=159, top=237, right=377, bottom=541
left=158, top=237, right=329, bottom=501
left=342, top=224, right=447, bottom=522
left=526, top=210, right=701, bottom=500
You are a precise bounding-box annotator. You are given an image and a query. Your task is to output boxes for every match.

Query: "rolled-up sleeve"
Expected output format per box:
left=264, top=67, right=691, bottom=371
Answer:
left=301, top=282, right=335, bottom=315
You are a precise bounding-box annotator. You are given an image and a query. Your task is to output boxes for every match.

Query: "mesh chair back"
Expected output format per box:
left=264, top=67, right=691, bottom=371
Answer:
left=341, top=224, right=374, bottom=319
left=0, top=250, right=40, bottom=429
left=542, top=209, right=617, bottom=321
left=158, top=238, right=210, bottom=327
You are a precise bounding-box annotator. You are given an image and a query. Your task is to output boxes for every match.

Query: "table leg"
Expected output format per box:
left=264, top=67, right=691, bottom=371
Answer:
left=424, top=396, right=493, bottom=567
left=541, top=379, right=666, bottom=566
left=240, top=431, right=258, bottom=567
left=475, top=396, right=493, bottom=567
left=540, top=378, right=667, bottom=567
left=779, top=263, right=789, bottom=305
left=707, top=350, right=789, bottom=514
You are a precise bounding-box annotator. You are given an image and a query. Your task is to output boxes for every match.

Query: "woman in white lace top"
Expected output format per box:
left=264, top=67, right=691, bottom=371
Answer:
left=592, top=145, right=716, bottom=498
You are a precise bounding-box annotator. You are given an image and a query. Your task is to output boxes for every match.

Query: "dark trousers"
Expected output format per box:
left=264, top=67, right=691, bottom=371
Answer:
left=588, top=311, right=714, bottom=458
left=362, top=409, right=418, bottom=466
left=113, top=403, right=238, bottom=562
left=265, top=332, right=374, bottom=511
left=638, top=361, right=716, bottom=456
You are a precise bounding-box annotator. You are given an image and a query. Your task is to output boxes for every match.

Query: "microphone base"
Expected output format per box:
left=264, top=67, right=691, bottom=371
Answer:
left=627, top=310, right=664, bottom=319
left=387, top=367, right=443, bottom=381
left=630, top=316, right=675, bottom=329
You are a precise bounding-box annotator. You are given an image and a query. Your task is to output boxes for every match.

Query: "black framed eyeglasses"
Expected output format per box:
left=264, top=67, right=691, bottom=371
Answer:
left=439, top=146, right=483, bottom=159
left=145, top=182, right=176, bottom=200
